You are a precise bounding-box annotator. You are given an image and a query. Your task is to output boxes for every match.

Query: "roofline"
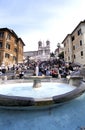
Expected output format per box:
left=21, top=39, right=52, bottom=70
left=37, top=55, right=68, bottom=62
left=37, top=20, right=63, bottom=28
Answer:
left=0, top=28, right=18, bottom=38
left=24, top=51, right=38, bottom=53
left=62, top=34, right=71, bottom=43
left=0, top=27, right=25, bottom=46
left=62, top=20, right=85, bottom=43
left=71, top=20, right=85, bottom=35
left=18, top=38, right=25, bottom=46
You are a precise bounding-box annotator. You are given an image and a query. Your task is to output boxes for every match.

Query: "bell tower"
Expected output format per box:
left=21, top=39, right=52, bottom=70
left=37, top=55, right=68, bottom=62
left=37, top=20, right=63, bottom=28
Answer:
left=45, top=40, right=50, bottom=55
left=38, top=41, right=42, bottom=50
left=46, top=40, right=50, bottom=48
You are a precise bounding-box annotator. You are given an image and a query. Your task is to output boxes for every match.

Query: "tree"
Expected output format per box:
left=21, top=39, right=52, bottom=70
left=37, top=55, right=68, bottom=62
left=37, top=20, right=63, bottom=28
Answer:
left=58, top=51, right=64, bottom=59
left=50, top=52, right=55, bottom=57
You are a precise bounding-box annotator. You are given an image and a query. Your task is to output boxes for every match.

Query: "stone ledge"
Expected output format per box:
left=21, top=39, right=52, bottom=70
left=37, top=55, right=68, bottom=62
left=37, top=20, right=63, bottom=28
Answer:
left=0, top=82, right=85, bottom=109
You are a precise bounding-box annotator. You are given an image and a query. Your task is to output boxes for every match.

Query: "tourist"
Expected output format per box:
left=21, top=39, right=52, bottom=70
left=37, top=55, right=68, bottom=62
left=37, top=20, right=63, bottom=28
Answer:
left=46, top=69, right=50, bottom=76
left=19, top=70, right=24, bottom=79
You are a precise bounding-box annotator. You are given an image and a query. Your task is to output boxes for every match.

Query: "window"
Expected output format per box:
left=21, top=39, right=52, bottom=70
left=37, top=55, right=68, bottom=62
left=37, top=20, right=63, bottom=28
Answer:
left=68, top=48, right=69, bottom=52
left=7, top=33, right=11, bottom=40
left=39, top=43, right=42, bottom=47
left=71, top=36, right=75, bottom=41
left=0, top=32, right=4, bottom=38
left=73, top=45, right=75, bottom=50
left=14, top=48, right=17, bottom=52
left=0, top=42, right=2, bottom=48
left=81, top=51, right=83, bottom=56
left=6, top=43, right=10, bottom=49
left=15, top=39, right=18, bottom=45
left=13, top=56, right=17, bottom=61
left=38, top=41, right=42, bottom=47
left=74, top=54, right=76, bottom=59
left=80, top=40, right=82, bottom=46
left=5, top=53, right=10, bottom=58
left=46, top=40, right=50, bottom=46
left=68, top=56, right=70, bottom=60
left=78, top=29, right=81, bottom=35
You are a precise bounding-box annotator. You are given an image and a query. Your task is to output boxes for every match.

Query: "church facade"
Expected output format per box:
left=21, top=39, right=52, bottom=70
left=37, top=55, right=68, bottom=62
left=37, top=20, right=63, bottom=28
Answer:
left=24, top=40, right=50, bottom=62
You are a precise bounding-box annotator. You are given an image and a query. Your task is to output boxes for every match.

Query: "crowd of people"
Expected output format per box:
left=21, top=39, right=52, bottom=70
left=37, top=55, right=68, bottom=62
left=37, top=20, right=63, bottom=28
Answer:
left=36, top=59, right=75, bottom=78
left=33, top=58, right=81, bottom=79
left=0, top=58, right=81, bottom=79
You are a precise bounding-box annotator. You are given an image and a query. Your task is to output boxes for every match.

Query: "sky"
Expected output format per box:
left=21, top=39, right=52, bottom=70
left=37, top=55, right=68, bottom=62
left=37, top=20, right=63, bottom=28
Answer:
left=0, top=0, right=85, bottom=52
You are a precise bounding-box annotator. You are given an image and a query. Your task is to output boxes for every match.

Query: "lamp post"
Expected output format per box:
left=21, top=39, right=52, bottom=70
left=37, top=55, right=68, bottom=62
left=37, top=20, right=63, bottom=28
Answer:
left=57, top=43, right=60, bottom=56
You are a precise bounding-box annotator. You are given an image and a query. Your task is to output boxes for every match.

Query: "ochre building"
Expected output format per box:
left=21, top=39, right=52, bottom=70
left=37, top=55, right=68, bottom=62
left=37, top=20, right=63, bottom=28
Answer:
left=0, top=28, right=25, bottom=66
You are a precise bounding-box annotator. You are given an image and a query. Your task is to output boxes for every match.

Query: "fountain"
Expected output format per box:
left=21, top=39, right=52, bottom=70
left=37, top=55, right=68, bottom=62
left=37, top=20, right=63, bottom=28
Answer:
left=0, top=74, right=85, bottom=109
left=0, top=74, right=85, bottom=129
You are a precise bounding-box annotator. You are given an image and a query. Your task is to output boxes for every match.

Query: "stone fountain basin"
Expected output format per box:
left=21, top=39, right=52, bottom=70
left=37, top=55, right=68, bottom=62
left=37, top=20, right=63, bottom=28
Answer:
left=0, top=81, right=85, bottom=109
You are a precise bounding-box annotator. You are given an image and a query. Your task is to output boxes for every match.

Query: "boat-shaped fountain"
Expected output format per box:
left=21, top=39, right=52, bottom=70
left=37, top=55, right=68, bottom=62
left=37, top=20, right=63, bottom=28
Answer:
left=0, top=75, right=85, bottom=110
left=0, top=74, right=85, bottom=130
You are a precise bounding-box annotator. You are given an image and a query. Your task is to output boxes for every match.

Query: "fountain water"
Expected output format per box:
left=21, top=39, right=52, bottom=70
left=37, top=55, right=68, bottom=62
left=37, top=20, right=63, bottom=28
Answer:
left=35, top=64, right=39, bottom=76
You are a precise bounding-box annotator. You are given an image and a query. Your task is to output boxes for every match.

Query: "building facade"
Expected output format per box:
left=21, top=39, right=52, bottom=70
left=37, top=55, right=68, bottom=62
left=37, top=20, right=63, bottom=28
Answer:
left=54, top=47, right=64, bottom=58
left=0, top=28, right=25, bottom=66
left=62, top=20, right=85, bottom=65
left=24, top=40, right=50, bottom=62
